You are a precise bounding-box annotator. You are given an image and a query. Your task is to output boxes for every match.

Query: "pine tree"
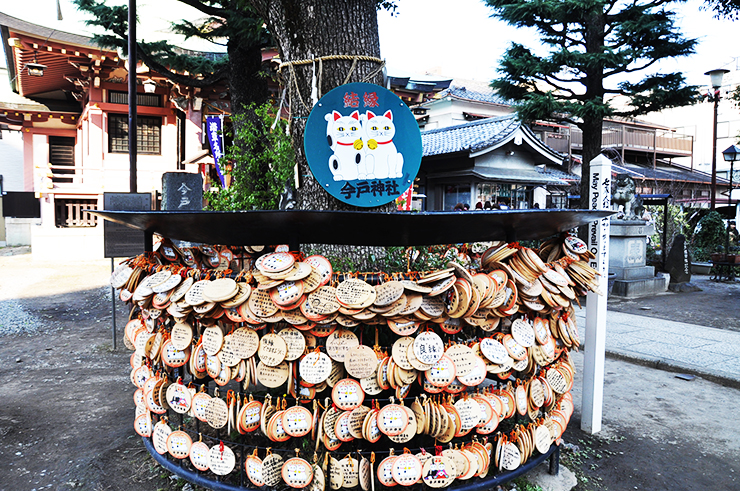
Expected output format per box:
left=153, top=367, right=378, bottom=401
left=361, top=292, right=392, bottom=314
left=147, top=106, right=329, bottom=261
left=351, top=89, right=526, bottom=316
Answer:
left=485, top=0, right=698, bottom=208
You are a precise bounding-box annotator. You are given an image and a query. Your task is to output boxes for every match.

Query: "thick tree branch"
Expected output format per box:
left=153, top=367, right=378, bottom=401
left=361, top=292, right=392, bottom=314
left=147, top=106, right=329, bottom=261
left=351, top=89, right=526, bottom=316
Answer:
left=137, top=43, right=229, bottom=87
left=603, top=57, right=660, bottom=77
left=173, top=0, right=229, bottom=17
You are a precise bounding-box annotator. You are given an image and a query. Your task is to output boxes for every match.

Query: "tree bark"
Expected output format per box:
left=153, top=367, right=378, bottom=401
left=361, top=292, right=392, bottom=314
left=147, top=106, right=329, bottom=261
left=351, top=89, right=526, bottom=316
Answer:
left=227, top=36, right=271, bottom=202
left=228, top=38, right=269, bottom=122
left=250, top=0, right=395, bottom=269
left=579, top=8, right=607, bottom=210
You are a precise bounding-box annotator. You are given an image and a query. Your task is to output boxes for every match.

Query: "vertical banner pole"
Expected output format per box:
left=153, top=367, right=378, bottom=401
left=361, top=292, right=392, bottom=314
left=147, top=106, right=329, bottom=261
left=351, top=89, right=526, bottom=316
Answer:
left=128, top=0, right=138, bottom=193
left=582, top=154, right=611, bottom=434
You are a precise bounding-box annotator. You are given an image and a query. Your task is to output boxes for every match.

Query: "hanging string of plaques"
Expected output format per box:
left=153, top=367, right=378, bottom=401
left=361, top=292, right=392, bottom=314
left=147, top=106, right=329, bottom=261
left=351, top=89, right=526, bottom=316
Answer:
left=113, top=234, right=598, bottom=489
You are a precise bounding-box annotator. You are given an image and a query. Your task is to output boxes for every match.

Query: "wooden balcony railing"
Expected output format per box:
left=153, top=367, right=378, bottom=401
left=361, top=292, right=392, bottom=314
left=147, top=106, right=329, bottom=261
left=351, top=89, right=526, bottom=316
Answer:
left=54, top=199, right=98, bottom=228
left=569, top=126, right=693, bottom=156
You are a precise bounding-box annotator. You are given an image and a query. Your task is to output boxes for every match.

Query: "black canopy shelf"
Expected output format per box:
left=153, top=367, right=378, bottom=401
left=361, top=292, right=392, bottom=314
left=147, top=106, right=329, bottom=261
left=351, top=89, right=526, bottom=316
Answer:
left=92, top=209, right=612, bottom=247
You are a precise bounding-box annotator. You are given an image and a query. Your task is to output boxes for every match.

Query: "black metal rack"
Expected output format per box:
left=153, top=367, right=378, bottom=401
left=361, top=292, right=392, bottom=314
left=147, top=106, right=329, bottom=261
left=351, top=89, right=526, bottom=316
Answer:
left=93, top=209, right=612, bottom=248
left=98, top=209, right=609, bottom=491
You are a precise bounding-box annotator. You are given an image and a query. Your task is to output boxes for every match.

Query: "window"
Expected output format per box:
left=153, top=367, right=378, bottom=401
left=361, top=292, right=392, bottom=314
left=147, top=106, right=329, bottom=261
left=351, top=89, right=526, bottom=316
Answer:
left=108, top=114, right=161, bottom=154
left=49, top=136, right=75, bottom=184
left=108, top=91, right=162, bottom=107
left=549, top=193, right=568, bottom=209
left=444, top=184, right=470, bottom=210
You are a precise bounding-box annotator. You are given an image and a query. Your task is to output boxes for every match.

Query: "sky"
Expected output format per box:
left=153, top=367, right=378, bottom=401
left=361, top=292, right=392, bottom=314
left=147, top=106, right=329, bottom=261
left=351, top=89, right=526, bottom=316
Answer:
left=1, top=0, right=740, bottom=90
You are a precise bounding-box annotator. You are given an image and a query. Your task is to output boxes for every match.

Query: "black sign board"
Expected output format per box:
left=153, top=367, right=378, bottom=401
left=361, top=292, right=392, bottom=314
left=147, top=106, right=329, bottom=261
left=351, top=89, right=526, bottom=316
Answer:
left=161, top=172, right=203, bottom=211
left=103, top=193, right=151, bottom=258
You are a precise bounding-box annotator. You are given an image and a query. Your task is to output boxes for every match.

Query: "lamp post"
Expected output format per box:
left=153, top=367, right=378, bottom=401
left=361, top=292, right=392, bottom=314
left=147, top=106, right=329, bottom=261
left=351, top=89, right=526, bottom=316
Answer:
left=706, top=68, right=729, bottom=210
left=722, top=144, right=740, bottom=254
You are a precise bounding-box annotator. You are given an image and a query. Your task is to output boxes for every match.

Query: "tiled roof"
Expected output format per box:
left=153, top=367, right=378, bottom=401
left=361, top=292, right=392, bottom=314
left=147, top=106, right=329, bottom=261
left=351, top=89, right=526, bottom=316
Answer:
left=538, top=167, right=580, bottom=182
left=612, top=162, right=728, bottom=185
left=436, top=83, right=511, bottom=106
left=426, top=167, right=568, bottom=186
left=422, top=115, right=521, bottom=157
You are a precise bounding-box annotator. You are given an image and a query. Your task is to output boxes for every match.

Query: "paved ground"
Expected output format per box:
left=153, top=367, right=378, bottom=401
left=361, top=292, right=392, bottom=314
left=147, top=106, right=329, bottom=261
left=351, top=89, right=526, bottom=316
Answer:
left=575, top=305, right=740, bottom=388
left=607, top=275, right=740, bottom=331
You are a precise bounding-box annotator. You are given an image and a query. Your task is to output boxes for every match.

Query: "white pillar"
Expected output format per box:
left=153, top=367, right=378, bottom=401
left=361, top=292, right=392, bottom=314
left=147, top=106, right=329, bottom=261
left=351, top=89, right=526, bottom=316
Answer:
left=581, top=154, right=611, bottom=434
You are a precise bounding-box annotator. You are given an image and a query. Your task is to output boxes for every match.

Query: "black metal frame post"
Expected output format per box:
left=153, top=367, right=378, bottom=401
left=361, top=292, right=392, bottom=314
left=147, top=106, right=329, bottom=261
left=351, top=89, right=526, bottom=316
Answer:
left=110, top=257, right=116, bottom=350
left=726, top=160, right=734, bottom=255
left=711, top=91, right=720, bottom=210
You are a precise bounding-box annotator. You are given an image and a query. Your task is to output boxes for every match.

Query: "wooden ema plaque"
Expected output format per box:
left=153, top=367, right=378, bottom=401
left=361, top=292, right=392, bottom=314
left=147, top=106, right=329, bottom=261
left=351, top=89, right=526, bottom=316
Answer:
left=259, top=332, right=288, bottom=367
left=283, top=457, right=314, bottom=488
left=326, top=328, right=359, bottom=362
left=189, top=441, right=210, bottom=471
left=262, top=453, right=284, bottom=487
left=209, top=443, right=236, bottom=476
left=344, top=345, right=377, bottom=379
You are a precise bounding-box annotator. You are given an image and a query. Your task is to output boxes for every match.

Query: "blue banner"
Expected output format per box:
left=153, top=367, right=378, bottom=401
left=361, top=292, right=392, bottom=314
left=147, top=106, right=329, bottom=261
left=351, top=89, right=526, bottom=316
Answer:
left=205, top=115, right=226, bottom=187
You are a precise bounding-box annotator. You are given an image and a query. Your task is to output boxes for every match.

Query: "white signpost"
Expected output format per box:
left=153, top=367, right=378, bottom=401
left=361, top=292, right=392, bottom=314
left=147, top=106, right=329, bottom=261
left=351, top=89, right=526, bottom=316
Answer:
left=582, top=154, right=611, bottom=434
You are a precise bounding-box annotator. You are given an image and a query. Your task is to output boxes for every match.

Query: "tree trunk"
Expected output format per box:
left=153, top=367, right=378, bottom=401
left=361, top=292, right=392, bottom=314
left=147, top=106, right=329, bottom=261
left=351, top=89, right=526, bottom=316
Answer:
left=250, top=0, right=395, bottom=269
left=228, top=39, right=268, bottom=123
left=579, top=9, right=607, bottom=210
left=227, top=37, right=270, bottom=202
left=579, top=115, right=605, bottom=206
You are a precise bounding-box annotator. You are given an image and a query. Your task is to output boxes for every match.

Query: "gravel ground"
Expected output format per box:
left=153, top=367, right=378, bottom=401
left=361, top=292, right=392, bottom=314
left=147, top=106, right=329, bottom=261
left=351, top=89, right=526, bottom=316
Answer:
left=0, top=299, right=41, bottom=336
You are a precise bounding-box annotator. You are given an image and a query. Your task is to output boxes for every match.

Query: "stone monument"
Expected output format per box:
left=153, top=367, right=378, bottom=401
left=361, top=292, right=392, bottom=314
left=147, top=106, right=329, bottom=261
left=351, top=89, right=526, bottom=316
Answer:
left=666, top=234, right=701, bottom=292
left=162, top=172, right=203, bottom=249
left=161, top=172, right=203, bottom=211
left=609, top=175, right=669, bottom=297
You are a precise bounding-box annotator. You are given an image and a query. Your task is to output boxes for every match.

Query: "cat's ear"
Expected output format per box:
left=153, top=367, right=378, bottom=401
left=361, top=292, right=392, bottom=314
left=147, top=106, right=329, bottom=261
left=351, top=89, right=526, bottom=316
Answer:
left=333, top=110, right=342, bottom=121
left=350, top=110, right=360, bottom=120
left=383, top=110, right=393, bottom=121
left=366, top=111, right=376, bottom=120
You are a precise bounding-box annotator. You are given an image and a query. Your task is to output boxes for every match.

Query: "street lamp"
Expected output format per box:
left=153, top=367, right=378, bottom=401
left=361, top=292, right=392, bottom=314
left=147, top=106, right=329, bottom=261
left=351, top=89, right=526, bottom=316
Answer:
left=722, top=144, right=740, bottom=254
left=706, top=68, right=730, bottom=210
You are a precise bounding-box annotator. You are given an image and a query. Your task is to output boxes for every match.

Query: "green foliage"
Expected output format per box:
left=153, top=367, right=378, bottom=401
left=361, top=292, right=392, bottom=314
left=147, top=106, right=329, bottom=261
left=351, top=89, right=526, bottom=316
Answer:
left=204, top=103, right=294, bottom=210
left=73, top=0, right=267, bottom=80
left=648, top=203, right=689, bottom=253
left=305, top=244, right=488, bottom=274
left=691, top=211, right=727, bottom=261
left=510, top=477, right=544, bottom=491
left=486, top=0, right=699, bottom=124
left=383, top=246, right=457, bottom=273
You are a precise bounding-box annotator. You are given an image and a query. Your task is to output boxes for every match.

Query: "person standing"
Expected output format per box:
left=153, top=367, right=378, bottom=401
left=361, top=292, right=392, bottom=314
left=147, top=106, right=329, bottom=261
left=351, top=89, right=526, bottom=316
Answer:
left=729, top=221, right=739, bottom=249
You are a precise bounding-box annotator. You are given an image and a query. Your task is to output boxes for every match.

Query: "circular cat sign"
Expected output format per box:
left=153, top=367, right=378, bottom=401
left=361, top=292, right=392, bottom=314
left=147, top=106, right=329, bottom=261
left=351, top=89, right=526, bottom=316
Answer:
left=304, top=82, right=422, bottom=207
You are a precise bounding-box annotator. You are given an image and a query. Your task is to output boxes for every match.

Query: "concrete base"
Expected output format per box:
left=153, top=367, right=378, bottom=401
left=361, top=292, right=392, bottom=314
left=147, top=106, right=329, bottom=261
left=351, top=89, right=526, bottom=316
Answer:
left=611, top=273, right=669, bottom=298
left=528, top=463, right=578, bottom=491
left=5, top=218, right=41, bottom=246
left=611, top=265, right=655, bottom=280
